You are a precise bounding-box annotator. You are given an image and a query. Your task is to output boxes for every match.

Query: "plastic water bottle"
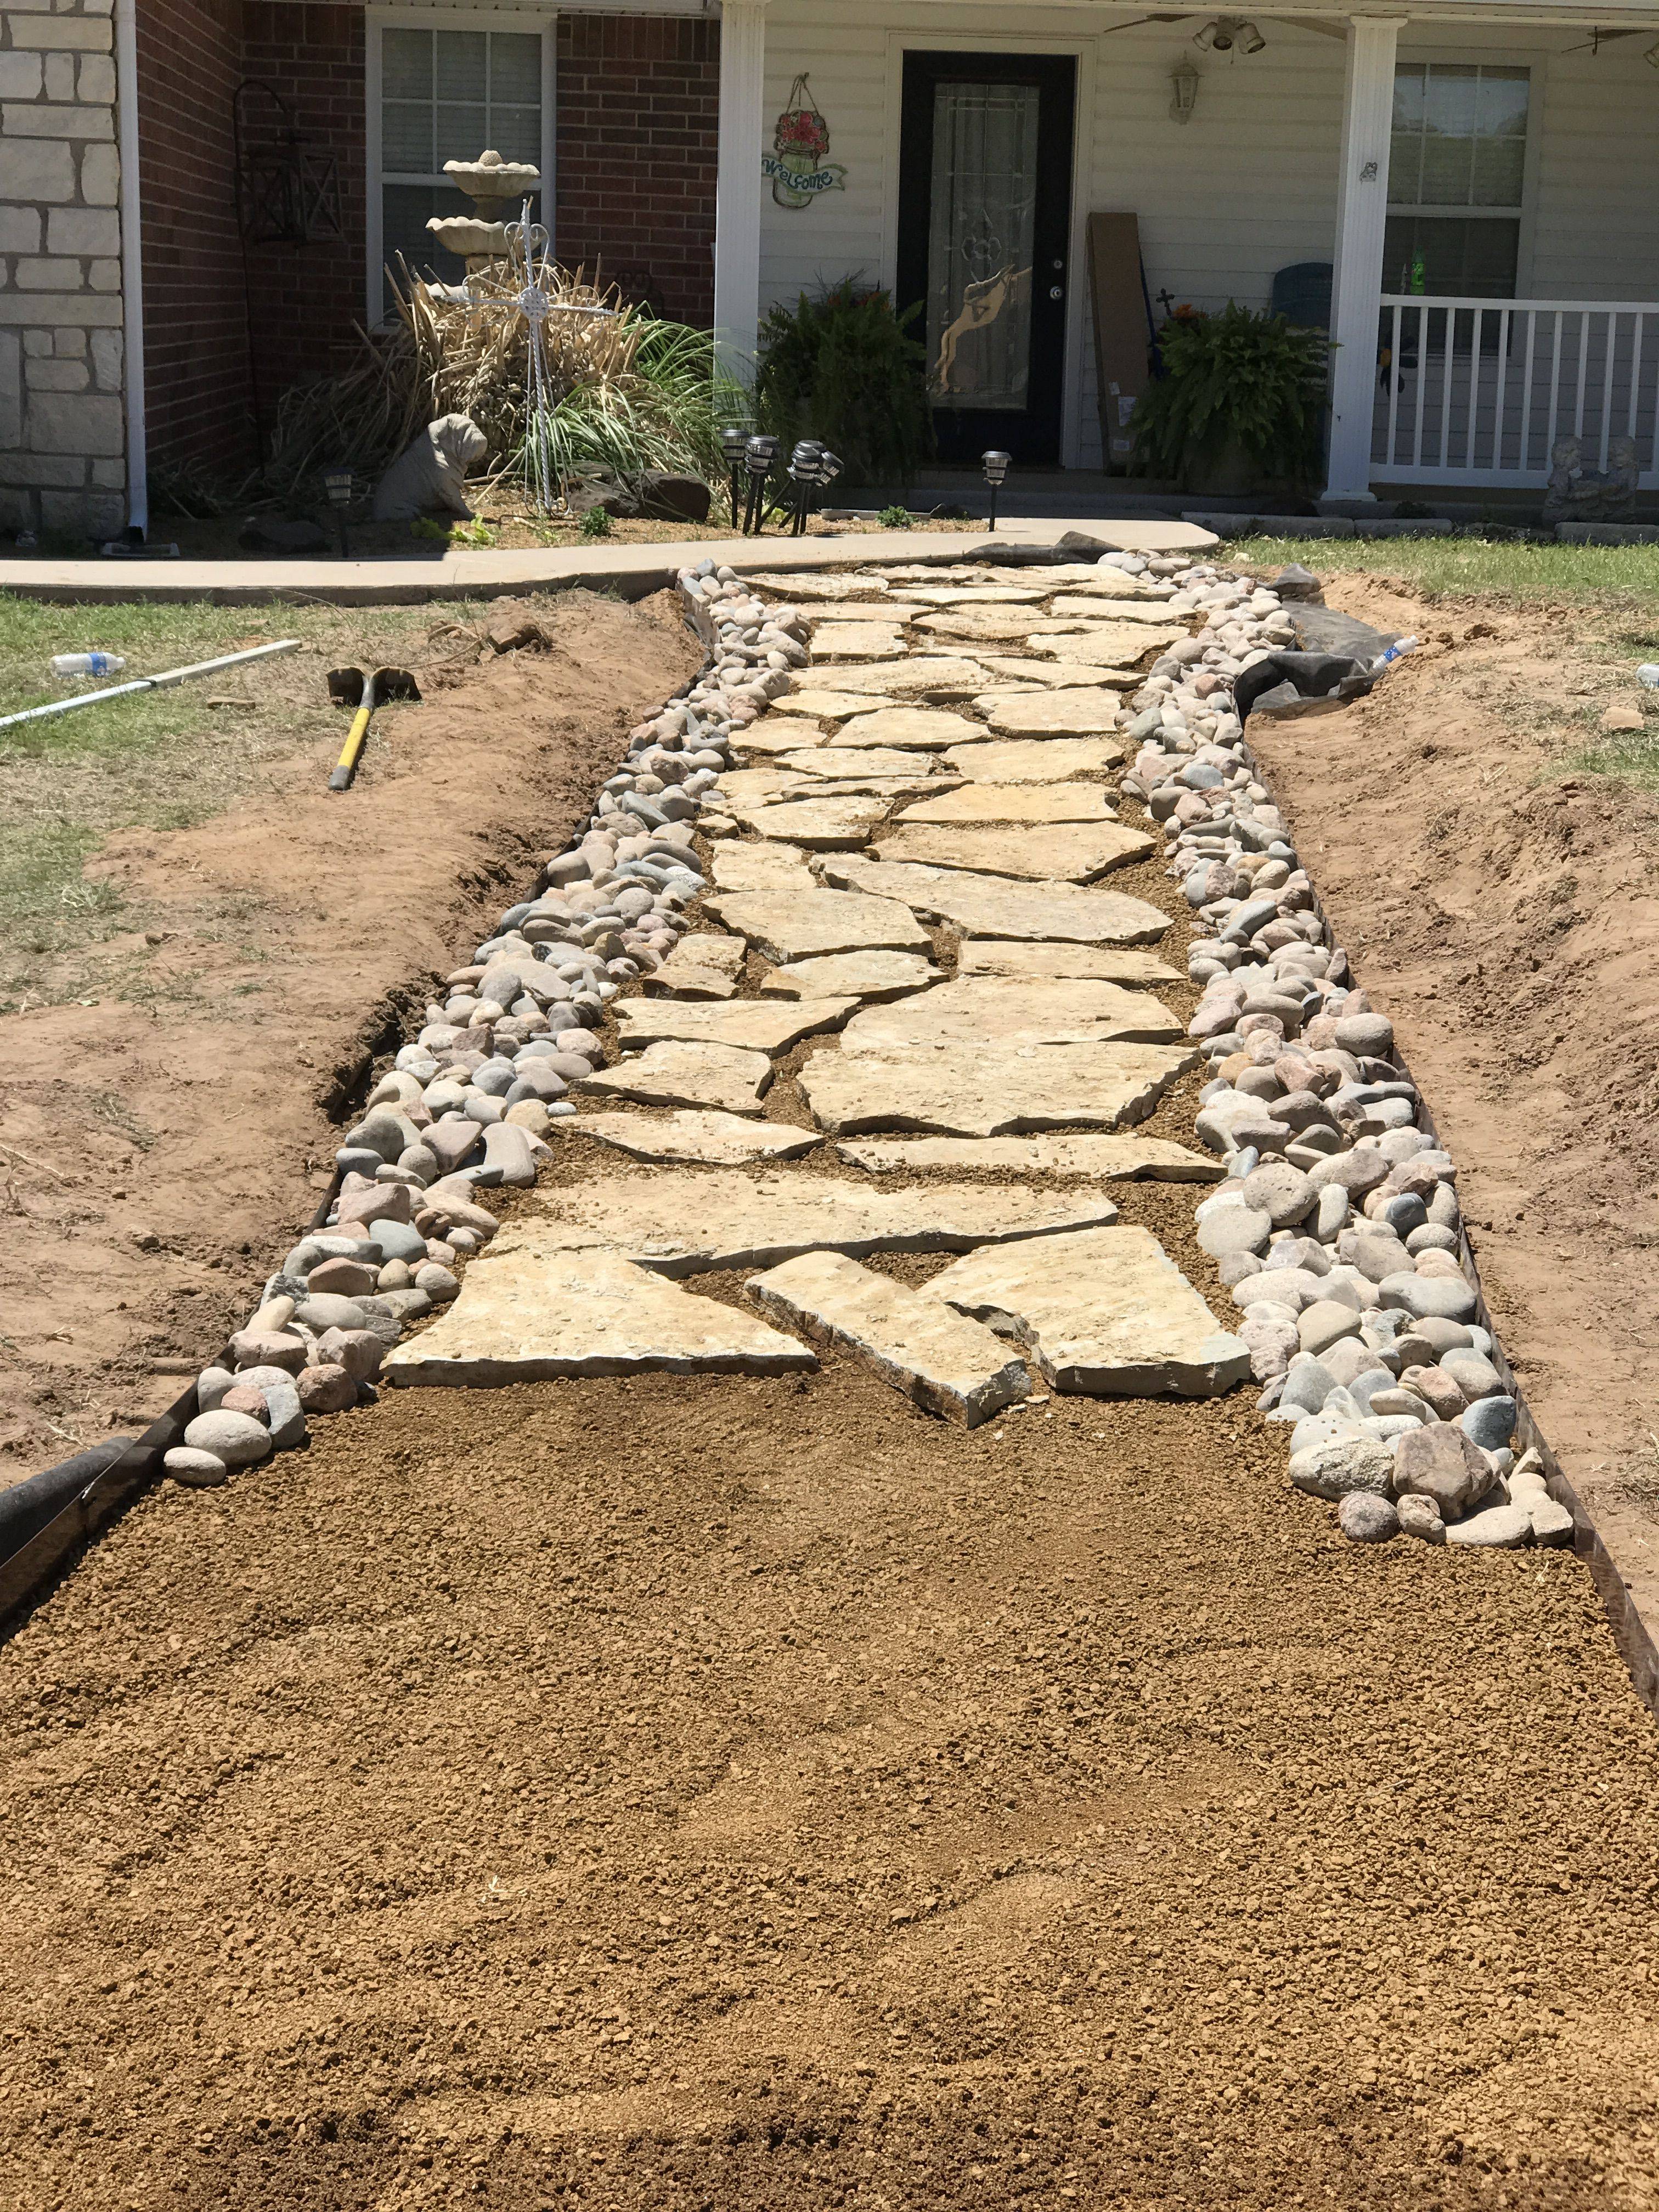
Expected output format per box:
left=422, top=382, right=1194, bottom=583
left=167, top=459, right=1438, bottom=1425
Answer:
left=51, top=651, right=126, bottom=679
left=1370, top=635, right=1419, bottom=674
left=1637, top=664, right=1659, bottom=689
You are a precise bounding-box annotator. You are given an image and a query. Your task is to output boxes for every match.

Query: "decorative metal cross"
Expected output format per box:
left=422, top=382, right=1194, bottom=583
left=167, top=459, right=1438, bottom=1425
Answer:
left=464, top=207, right=618, bottom=514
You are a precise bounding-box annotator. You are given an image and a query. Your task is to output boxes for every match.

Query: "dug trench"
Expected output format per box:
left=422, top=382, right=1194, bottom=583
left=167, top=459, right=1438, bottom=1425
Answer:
left=0, top=589, right=702, bottom=1475
left=2, top=743, right=1658, bottom=2206
left=1245, top=573, right=1659, bottom=1634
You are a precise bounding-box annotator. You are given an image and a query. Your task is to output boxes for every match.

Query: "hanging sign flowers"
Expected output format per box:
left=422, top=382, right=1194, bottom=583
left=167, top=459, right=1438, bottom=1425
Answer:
left=762, top=74, right=847, bottom=207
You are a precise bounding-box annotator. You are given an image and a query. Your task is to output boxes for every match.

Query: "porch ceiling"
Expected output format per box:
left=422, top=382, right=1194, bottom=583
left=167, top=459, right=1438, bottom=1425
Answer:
left=873, top=0, right=1659, bottom=25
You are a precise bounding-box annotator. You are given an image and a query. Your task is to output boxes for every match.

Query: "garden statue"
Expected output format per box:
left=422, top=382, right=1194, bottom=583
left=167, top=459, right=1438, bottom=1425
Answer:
left=1542, top=432, right=1639, bottom=525
left=371, top=413, right=488, bottom=522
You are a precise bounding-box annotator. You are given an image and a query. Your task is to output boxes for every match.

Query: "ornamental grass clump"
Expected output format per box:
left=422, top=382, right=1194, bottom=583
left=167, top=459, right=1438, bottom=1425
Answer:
left=1131, top=304, right=1330, bottom=492
left=264, top=240, right=736, bottom=503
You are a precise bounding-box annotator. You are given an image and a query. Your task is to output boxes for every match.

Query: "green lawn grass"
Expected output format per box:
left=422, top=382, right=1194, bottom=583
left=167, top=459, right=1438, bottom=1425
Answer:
left=0, top=594, right=465, bottom=1012
left=1223, top=532, right=1659, bottom=622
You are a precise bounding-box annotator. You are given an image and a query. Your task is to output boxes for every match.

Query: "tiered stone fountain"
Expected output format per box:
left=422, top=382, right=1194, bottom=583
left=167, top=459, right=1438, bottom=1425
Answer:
left=427, top=148, right=541, bottom=272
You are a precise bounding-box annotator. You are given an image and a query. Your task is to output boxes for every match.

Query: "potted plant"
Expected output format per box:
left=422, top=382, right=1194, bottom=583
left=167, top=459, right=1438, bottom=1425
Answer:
left=1130, top=303, right=1329, bottom=497
left=753, top=279, right=933, bottom=488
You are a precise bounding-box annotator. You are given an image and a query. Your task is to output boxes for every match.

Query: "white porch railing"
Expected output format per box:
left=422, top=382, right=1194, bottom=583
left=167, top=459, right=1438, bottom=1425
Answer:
left=1371, top=296, right=1659, bottom=487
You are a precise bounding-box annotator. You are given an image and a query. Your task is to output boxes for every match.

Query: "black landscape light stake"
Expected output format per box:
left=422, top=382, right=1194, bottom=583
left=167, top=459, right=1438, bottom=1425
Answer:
left=787, top=439, right=823, bottom=536
left=720, top=426, right=748, bottom=530
left=981, top=449, right=1011, bottom=533
left=743, top=434, right=778, bottom=535
left=323, top=466, right=354, bottom=558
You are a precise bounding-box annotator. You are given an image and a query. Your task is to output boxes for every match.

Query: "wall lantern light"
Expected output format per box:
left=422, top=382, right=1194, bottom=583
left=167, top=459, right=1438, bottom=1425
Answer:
left=1169, top=56, right=1200, bottom=123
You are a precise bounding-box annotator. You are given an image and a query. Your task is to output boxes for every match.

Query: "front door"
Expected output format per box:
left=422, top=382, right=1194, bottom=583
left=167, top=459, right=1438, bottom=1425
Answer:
left=896, top=52, right=1076, bottom=466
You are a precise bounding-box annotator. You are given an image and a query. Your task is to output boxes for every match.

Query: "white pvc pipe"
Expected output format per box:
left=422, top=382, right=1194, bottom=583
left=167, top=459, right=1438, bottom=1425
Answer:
left=0, top=640, right=300, bottom=734
left=114, top=0, right=147, bottom=541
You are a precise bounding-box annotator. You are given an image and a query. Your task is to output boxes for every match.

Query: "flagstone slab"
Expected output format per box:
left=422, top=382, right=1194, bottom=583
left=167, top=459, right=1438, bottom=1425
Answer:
left=835, top=1133, right=1223, bottom=1180
left=832, top=706, right=984, bottom=749
left=382, top=1245, right=817, bottom=1387
left=566, top=1110, right=824, bottom=1166
left=924, top=1224, right=1249, bottom=1397
left=615, top=996, right=859, bottom=1054
left=726, top=796, right=891, bottom=848
left=944, top=737, right=1124, bottom=781
left=957, top=938, right=1183, bottom=984
left=886, top=585, right=1048, bottom=606
left=706, top=887, right=933, bottom=961
left=578, top=1040, right=774, bottom=1114
left=800, top=658, right=991, bottom=698
left=839, top=977, right=1182, bottom=1053
left=1048, top=571, right=1173, bottom=602
left=709, top=841, right=817, bottom=891
left=873, top=821, right=1155, bottom=882
left=771, top=688, right=898, bottom=720
left=738, top=719, right=829, bottom=753
left=512, top=1170, right=1126, bottom=1277
left=820, top=856, right=1171, bottom=945
left=1048, top=596, right=1186, bottom=624
left=747, top=1250, right=1031, bottom=1428
left=810, top=623, right=909, bottom=661
left=913, top=609, right=1094, bottom=642
left=898, top=782, right=1117, bottom=825
left=975, top=689, right=1125, bottom=737
left=779, top=746, right=958, bottom=781
left=797, top=1041, right=1197, bottom=1137
left=759, top=950, right=942, bottom=1001
left=974, top=658, right=1139, bottom=689
left=717, top=767, right=804, bottom=809
left=644, top=932, right=747, bottom=1000
left=758, top=573, right=890, bottom=599
left=1026, top=625, right=1184, bottom=662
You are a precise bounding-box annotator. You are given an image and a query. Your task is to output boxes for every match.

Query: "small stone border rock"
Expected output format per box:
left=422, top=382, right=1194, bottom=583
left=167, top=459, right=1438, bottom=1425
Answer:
left=1111, top=552, right=1569, bottom=1550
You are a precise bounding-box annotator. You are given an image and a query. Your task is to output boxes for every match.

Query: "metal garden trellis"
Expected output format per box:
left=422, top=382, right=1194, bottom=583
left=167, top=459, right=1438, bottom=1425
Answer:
left=464, top=208, right=620, bottom=515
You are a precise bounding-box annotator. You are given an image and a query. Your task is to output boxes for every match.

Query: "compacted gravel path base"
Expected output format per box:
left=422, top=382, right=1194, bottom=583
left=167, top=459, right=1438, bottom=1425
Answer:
left=3, top=1352, right=1657, bottom=2210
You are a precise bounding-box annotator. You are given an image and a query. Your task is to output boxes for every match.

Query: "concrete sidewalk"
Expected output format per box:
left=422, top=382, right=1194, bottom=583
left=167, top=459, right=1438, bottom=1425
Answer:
left=0, top=515, right=1217, bottom=606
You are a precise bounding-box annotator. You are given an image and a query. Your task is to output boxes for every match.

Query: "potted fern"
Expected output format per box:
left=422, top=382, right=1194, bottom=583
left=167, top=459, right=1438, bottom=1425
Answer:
left=753, top=279, right=933, bottom=488
left=1131, top=304, right=1330, bottom=496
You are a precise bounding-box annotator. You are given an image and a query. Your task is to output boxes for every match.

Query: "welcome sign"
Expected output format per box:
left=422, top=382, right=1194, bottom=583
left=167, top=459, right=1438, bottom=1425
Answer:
left=767, top=73, right=847, bottom=208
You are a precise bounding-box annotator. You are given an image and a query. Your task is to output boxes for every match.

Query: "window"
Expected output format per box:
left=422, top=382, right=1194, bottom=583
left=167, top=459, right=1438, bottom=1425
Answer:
left=370, top=19, right=550, bottom=321
left=1385, top=62, right=1531, bottom=300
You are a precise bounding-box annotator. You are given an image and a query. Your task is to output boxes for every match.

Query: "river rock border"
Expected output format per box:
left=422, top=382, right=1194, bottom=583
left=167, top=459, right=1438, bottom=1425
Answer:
left=1115, top=560, right=1565, bottom=1549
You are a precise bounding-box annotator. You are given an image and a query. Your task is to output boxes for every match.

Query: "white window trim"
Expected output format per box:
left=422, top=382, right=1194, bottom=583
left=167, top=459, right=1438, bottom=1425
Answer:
left=1389, top=46, right=1549, bottom=298
left=365, top=5, right=558, bottom=328
left=875, top=30, right=1098, bottom=472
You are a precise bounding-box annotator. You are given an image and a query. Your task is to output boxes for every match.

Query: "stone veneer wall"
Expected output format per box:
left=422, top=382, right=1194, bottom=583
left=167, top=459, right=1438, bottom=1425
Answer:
left=0, top=0, right=125, bottom=539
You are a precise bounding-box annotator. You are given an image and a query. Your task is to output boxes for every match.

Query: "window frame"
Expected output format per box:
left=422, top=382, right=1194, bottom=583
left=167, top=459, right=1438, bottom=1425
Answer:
left=365, top=5, right=557, bottom=328
left=1385, top=47, right=1548, bottom=302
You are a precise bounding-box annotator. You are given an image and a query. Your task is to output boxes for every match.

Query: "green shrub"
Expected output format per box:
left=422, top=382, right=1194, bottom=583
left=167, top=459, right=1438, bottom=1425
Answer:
left=877, top=504, right=912, bottom=528
left=1131, top=304, right=1330, bottom=489
left=754, top=279, right=934, bottom=488
left=580, top=506, right=612, bottom=539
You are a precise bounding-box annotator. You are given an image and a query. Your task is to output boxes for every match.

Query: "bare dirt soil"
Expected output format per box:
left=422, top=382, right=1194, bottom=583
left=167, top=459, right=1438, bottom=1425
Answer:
left=0, top=588, right=701, bottom=1475
left=1247, top=577, right=1659, bottom=1627
left=1, top=812, right=1657, bottom=2210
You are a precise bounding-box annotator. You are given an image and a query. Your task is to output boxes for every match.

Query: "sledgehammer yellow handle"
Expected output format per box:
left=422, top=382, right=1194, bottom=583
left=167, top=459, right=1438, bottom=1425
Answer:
left=329, top=702, right=374, bottom=791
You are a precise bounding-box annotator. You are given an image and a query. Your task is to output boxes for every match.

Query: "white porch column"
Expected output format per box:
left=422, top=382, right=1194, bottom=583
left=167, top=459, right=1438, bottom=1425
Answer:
left=1322, top=14, right=1404, bottom=503
left=713, top=0, right=769, bottom=379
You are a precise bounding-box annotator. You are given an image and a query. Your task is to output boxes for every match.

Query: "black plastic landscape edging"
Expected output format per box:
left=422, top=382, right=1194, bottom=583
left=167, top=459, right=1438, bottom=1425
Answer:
left=0, top=1177, right=346, bottom=1635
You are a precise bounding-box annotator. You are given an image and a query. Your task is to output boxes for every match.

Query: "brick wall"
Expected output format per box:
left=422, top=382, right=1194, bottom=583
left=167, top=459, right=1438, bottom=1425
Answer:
left=240, top=2, right=365, bottom=417
left=0, top=0, right=125, bottom=541
left=555, top=12, right=718, bottom=328
left=137, top=0, right=365, bottom=482
left=137, top=0, right=249, bottom=477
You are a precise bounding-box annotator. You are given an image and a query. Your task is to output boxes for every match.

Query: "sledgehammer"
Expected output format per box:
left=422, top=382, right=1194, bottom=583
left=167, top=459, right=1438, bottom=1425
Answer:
left=326, top=665, right=421, bottom=791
